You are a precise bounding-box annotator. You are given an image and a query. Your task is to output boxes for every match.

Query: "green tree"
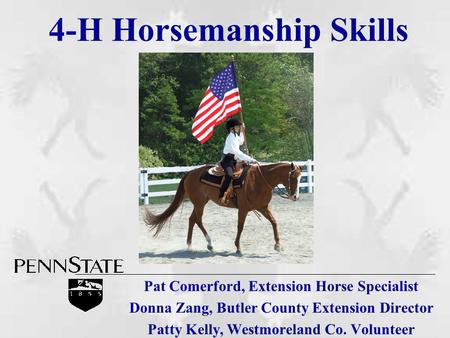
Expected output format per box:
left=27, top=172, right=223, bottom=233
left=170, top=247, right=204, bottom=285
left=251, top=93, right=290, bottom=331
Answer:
left=139, top=53, right=314, bottom=167
left=139, top=145, right=163, bottom=167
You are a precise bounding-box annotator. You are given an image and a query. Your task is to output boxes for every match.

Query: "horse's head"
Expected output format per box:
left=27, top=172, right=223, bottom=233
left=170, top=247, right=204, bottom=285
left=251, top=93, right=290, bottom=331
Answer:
left=281, top=162, right=302, bottom=201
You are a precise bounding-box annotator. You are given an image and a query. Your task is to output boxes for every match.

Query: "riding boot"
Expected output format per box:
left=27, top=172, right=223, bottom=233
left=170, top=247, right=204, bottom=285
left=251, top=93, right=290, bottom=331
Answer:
left=219, top=175, right=232, bottom=199
left=221, top=183, right=235, bottom=206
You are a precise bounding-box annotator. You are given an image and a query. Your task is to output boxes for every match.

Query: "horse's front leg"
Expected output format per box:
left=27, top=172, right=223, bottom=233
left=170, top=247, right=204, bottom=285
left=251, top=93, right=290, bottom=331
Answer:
left=234, top=209, right=248, bottom=255
left=258, top=206, right=281, bottom=252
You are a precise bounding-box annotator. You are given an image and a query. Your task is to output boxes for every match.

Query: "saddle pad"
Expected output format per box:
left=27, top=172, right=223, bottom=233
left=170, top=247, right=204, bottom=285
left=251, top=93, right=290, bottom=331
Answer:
left=200, top=165, right=250, bottom=189
left=200, top=167, right=225, bottom=188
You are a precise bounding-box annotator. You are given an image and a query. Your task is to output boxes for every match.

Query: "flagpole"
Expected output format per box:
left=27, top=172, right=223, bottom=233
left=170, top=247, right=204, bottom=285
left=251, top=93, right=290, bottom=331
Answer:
left=231, top=55, right=250, bottom=154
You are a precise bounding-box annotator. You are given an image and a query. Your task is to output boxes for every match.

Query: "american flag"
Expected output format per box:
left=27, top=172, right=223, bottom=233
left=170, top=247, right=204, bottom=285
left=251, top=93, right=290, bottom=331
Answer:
left=192, top=62, right=242, bottom=143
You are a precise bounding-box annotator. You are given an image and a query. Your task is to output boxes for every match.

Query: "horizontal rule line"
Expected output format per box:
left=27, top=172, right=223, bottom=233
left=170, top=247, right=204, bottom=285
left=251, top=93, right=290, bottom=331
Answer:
left=75, top=273, right=437, bottom=276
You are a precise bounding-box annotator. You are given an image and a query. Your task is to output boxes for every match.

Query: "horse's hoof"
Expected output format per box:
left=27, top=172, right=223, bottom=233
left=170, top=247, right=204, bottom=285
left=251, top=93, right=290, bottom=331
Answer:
left=236, top=250, right=243, bottom=256
left=207, top=245, right=214, bottom=252
left=187, top=245, right=192, bottom=251
left=274, top=243, right=282, bottom=252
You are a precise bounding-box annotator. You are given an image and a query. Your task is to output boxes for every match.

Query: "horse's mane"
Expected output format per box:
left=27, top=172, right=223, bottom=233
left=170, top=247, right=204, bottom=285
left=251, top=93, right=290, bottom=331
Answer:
left=259, top=162, right=290, bottom=168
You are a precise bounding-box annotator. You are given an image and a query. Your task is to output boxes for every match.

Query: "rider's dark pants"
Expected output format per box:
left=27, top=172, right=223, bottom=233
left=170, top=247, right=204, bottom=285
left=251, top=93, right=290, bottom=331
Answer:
left=219, top=154, right=236, bottom=198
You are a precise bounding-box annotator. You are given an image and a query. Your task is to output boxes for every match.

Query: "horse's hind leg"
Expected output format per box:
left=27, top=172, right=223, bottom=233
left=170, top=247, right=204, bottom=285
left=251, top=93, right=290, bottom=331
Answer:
left=194, top=204, right=213, bottom=252
left=197, top=222, right=213, bottom=252
left=186, top=210, right=196, bottom=250
left=186, top=202, right=213, bottom=252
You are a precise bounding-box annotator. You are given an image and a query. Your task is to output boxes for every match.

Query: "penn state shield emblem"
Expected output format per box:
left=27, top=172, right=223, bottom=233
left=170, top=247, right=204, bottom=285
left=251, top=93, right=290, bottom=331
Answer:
left=68, top=279, right=103, bottom=312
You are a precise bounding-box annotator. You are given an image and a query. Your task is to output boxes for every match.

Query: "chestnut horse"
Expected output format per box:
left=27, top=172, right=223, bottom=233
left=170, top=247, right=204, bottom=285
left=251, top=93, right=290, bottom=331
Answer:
left=144, top=162, right=301, bottom=254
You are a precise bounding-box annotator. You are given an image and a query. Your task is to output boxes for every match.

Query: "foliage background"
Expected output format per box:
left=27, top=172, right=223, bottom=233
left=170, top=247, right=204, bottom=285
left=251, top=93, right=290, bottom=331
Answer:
left=139, top=53, right=313, bottom=166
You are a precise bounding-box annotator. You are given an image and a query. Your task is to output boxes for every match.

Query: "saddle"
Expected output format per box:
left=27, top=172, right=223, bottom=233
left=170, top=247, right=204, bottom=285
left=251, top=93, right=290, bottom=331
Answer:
left=207, top=161, right=245, bottom=178
left=200, top=162, right=250, bottom=207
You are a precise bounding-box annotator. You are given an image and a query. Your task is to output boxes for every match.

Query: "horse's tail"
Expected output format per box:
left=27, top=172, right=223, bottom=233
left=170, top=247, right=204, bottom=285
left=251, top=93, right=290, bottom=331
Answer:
left=144, top=175, right=186, bottom=237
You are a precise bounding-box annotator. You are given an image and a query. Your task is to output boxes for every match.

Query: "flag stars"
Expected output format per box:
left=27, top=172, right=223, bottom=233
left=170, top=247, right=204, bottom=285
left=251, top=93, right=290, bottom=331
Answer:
left=210, top=63, right=238, bottom=100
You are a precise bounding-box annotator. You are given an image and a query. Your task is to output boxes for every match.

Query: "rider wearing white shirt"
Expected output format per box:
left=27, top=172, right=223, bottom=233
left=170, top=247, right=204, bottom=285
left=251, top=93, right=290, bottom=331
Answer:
left=223, top=132, right=255, bottom=163
left=219, top=118, right=257, bottom=201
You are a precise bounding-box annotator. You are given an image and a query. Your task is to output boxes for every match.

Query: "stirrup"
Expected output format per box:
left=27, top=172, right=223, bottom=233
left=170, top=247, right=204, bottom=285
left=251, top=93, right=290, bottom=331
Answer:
left=220, top=195, right=228, bottom=205
left=220, top=185, right=234, bottom=205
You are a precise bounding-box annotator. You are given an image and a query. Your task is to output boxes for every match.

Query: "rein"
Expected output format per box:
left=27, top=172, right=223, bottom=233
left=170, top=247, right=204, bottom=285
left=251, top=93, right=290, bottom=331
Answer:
left=242, top=165, right=267, bottom=220
left=243, top=164, right=297, bottom=220
left=275, top=186, right=290, bottom=199
left=256, top=165, right=273, bottom=191
left=258, top=164, right=297, bottom=200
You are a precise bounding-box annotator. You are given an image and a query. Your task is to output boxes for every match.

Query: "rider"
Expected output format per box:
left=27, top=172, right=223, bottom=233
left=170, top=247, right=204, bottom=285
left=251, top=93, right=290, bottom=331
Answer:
left=219, top=117, right=258, bottom=203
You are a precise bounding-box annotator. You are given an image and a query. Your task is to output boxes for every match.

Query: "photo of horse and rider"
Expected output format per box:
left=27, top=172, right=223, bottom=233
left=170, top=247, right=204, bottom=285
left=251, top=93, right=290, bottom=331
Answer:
left=139, top=53, right=313, bottom=263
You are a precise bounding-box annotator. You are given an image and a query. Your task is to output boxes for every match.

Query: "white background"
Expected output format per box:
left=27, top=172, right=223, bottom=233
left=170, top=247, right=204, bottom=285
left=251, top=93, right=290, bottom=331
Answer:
left=0, top=0, right=449, bottom=337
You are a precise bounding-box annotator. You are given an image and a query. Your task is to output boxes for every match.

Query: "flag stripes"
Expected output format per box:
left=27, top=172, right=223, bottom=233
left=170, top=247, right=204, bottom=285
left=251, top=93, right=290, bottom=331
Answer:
left=192, top=62, right=242, bottom=143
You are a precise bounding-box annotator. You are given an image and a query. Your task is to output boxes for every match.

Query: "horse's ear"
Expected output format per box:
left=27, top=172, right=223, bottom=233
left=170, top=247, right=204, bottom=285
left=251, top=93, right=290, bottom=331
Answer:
left=290, top=162, right=294, bottom=170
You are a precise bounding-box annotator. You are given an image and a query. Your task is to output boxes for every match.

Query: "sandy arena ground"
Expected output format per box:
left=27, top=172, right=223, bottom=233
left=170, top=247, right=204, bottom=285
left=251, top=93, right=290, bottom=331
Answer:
left=139, top=194, right=313, bottom=264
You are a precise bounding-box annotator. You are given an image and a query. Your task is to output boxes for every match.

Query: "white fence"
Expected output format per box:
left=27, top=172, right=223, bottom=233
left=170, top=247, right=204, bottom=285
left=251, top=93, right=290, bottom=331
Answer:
left=139, top=160, right=314, bottom=205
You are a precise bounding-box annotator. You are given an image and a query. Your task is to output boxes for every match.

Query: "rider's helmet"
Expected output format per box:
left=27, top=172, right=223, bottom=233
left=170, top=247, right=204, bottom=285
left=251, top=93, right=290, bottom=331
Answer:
left=226, top=117, right=243, bottom=132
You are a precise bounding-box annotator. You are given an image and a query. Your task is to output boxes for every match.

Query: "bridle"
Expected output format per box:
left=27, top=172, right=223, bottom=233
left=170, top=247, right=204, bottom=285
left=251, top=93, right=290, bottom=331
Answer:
left=276, top=164, right=299, bottom=199
left=258, top=164, right=299, bottom=200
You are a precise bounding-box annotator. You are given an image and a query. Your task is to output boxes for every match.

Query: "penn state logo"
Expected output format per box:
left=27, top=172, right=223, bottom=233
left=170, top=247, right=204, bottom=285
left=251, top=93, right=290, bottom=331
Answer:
left=68, top=279, right=103, bottom=312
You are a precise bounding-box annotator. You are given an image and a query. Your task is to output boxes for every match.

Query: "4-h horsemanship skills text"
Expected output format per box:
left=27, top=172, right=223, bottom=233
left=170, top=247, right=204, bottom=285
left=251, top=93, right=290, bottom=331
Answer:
left=127, top=279, right=433, bottom=337
left=48, top=17, right=408, bottom=48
